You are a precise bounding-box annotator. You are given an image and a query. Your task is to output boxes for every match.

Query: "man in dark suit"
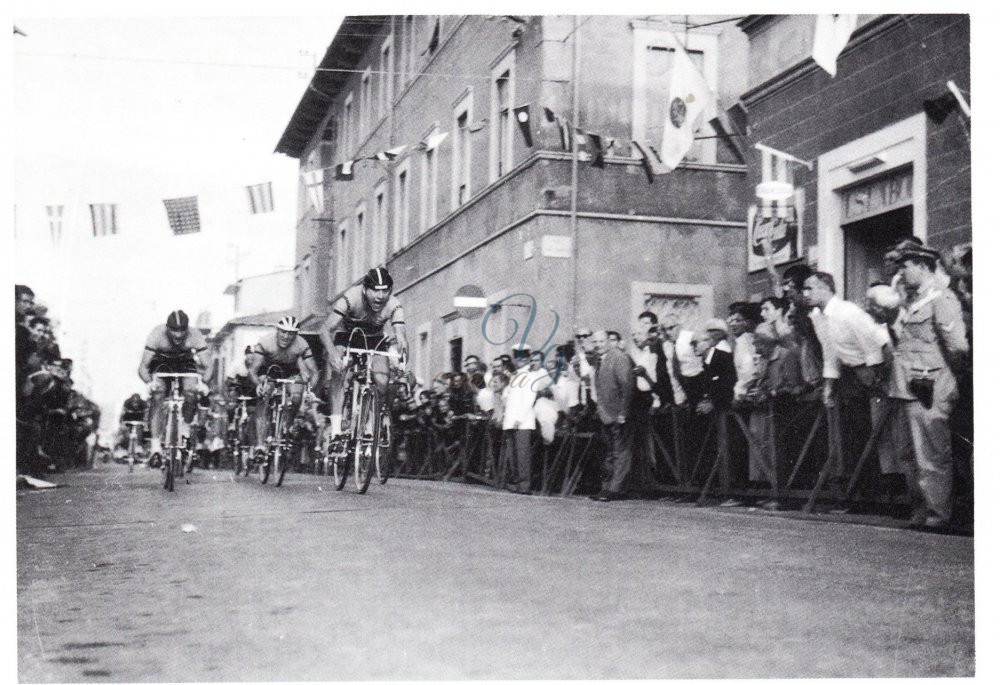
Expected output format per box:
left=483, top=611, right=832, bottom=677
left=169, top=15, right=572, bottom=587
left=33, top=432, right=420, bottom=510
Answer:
left=694, top=319, right=738, bottom=495
left=590, top=330, right=635, bottom=502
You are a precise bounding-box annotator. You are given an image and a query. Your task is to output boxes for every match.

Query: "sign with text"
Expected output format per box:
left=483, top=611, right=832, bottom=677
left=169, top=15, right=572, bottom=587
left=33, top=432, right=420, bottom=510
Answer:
left=747, top=188, right=804, bottom=273
left=841, top=170, right=913, bottom=224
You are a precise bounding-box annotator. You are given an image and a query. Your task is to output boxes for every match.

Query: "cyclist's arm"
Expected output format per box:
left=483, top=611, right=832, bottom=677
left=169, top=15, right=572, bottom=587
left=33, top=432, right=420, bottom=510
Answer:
left=138, top=348, right=155, bottom=384
left=319, top=310, right=344, bottom=357
left=298, top=352, right=320, bottom=388
left=392, top=322, right=409, bottom=364
left=194, top=348, right=212, bottom=384
left=247, top=350, right=265, bottom=387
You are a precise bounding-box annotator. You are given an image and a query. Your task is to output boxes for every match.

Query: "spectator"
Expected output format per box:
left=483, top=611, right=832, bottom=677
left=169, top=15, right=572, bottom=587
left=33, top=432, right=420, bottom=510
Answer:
left=500, top=347, right=546, bottom=494
left=693, top=319, right=738, bottom=499
left=759, top=297, right=794, bottom=347
left=608, top=330, right=626, bottom=351
left=889, top=244, right=968, bottom=530
left=589, top=330, right=635, bottom=502
left=727, top=302, right=759, bottom=402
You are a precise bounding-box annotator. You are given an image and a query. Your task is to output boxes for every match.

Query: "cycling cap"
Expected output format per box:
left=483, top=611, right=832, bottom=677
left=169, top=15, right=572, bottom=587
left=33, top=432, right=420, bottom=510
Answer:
left=166, top=310, right=189, bottom=331
left=276, top=315, right=300, bottom=332
left=363, top=266, right=393, bottom=291
left=244, top=345, right=253, bottom=354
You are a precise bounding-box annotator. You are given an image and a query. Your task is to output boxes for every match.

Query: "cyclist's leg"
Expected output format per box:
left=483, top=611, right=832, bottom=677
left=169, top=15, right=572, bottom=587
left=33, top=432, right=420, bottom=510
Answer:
left=180, top=378, right=198, bottom=436
left=254, top=384, right=273, bottom=453
left=329, top=344, right=348, bottom=433
left=148, top=379, right=167, bottom=454
left=372, top=353, right=391, bottom=409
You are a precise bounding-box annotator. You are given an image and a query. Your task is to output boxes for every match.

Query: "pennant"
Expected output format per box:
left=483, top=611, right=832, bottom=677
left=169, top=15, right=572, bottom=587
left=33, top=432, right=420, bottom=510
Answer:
left=89, top=203, right=118, bottom=237
left=557, top=117, right=573, bottom=152
left=421, top=131, right=449, bottom=151
left=543, top=106, right=557, bottom=123
left=513, top=104, right=533, bottom=147
left=424, top=16, right=440, bottom=55
left=812, top=14, right=858, bottom=77
left=468, top=118, right=487, bottom=133
left=660, top=34, right=715, bottom=170
left=246, top=182, right=274, bottom=214
left=334, top=160, right=355, bottom=181
left=584, top=131, right=606, bottom=168
left=632, top=141, right=669, bottom=183
left=371, top=144, right=408, bottom=162
left=302, top=169, right=325, bottom=213
left=46, top=205, right=64, bottom=245
left=708, top=114, right=747, bottom=164
left=163, top=196, right=201, bottom=235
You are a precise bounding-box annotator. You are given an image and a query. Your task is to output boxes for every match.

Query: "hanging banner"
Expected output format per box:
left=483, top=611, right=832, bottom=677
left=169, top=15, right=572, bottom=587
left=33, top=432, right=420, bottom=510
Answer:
left=747, top=188, right=804, bottom=272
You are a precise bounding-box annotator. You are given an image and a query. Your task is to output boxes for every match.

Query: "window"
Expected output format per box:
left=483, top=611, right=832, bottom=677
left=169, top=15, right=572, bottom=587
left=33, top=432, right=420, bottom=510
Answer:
left=343, top=92, right=354, bottom=158
left=373, top=182, right=388, bottom=263
left=452, top=90, right=473, bottom=209
left=335, top=220, right=349, bottom=295
left=490, top=51, right=516, bottom=181
left=380, top=36, right=394, bottom=116
left=415, top=322, right=431, bottom=387
left=360, top=68, right=373, bottom=135
left=394, top=159, right=412, bottom=251
left=402, top=16, right=416, bottom=86
left=420, top=127, right=441, bottom=232
left=631, top=24, right=718, bottom=164
left=354, top=204, right=366, bottom=282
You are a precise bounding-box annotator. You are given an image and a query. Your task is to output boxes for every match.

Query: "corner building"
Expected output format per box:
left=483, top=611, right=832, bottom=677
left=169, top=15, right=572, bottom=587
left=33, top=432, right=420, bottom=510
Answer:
left=276, top=15, right=750, bottom=384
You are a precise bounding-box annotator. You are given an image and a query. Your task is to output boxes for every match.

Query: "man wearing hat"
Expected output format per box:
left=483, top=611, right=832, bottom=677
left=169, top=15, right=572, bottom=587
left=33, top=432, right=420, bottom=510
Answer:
left=501, top=345, right=546, bottom=494
left=889, top=244, right=968, bottom=530
left=138, top=310, right=211, bottom=461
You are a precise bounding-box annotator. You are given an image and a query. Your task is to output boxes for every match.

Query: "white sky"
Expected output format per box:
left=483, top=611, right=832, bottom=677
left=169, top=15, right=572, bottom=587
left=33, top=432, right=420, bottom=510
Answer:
left=11, top=15, right=340, bottom=426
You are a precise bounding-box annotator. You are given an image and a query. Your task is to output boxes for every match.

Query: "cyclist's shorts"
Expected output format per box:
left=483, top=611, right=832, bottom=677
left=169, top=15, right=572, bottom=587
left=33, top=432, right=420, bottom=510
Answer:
left=262, top=363, right=300, bottom=381
left=332, top=329, right=391, bottom=351
left=149, top=356, right=197, bottom=374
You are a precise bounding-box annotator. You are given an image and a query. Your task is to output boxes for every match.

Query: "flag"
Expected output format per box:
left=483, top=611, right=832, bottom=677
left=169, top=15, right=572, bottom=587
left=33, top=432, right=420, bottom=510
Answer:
left=426, top=17, right=440, bottom=55
left=89, top=203, right=118, bottom=237
left=246, top=182, right=274, bottom=214
left=14, top=25, right=27, bottom=37
left=302, top=169, right=325, bottom=213
left=163, top=196, right=201, bottom=235
left=543, top=106, right=557, bottom=123
left=660, top=33, right=715, bottom=170
left=557, top=117, right=573, bottom=152
left=371, top=144, right=408, bottom=162
left=46, top=205, right=64, bottom=245
left=923, top=93, right=957, bottom=124
left=582, top=130, right=606, bottom=168
left=513, top=104, right=533, bottom=147
left=632, top=141, right=668, bottom=183
left=812, top=14, right=858, bottom=77
left=334, top=160, right=355, bottom=181
left=421, top=131, right=449, bottom=151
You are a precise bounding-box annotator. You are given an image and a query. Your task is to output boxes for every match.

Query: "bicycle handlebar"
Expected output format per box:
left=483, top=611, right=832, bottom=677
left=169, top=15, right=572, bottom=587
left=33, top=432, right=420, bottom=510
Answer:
left=123, top=420, right=146, bottom=427
left=153, top=372, right=202, bottom=380
left=342, top=347, right=400, bottom=359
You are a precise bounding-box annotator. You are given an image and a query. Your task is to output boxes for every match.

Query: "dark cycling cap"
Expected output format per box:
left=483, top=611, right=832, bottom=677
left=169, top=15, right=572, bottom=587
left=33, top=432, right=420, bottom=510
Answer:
left=244, top=345, right=253, bottom=354
left=363, top=267, right=393, bottom=291
left=166, top=310, right=189, bottom=331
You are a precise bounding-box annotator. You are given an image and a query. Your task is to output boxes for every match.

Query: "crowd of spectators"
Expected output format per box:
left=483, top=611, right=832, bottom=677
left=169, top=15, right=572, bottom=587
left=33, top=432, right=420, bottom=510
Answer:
left=387, top=238, right=973, bottom=531
left=15, top=285, right=101, bottom=477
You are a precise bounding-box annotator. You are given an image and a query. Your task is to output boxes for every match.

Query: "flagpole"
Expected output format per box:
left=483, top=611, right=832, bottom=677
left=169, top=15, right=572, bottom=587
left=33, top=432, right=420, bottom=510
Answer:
left=569, top=14, right=581, bottom=329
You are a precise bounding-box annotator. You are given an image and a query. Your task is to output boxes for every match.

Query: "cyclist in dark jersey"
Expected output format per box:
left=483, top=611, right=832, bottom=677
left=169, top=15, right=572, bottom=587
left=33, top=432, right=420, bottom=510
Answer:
left=137, top=310, right=211, bottom=459
left=248, top=315, right=319, bottom=458
left=319, top=267, right=409, bottom=435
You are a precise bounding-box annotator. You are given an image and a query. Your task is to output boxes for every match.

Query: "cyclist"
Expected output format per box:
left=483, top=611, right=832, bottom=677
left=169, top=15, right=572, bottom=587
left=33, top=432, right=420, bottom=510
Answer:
left=248, top=315, right=319, bottom=459
left=319, top=266, right=409, bottom=435
left=138, top=310, right=211, bottom=463
left=115, top=392, right=148, bottom=455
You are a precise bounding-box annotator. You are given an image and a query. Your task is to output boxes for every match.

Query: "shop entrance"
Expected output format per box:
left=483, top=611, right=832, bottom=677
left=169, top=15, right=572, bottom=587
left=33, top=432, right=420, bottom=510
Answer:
left=842, top=205, right=913, bottom=303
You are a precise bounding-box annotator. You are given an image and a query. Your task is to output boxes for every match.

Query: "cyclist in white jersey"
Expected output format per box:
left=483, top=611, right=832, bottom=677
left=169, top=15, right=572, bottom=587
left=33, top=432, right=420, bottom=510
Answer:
left=319, top=267, right=409, bottom=434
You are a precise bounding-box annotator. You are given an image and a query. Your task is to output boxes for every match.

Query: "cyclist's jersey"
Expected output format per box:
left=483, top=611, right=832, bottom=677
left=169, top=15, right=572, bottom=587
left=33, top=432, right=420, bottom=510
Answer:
left=331, top=284, right=404, bottom=339
left=144, top=324, right=207, bottom=369
left=253, top=330, right=313, bottom=378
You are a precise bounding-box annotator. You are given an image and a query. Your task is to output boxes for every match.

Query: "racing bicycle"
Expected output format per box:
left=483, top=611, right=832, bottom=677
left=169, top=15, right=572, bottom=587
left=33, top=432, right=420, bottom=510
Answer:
left=153, top=372, right=201, bottom=492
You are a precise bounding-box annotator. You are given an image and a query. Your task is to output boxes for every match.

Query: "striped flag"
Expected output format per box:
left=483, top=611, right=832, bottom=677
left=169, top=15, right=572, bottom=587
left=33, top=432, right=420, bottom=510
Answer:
left=246, top=182, right=275, bottom=214
left=632, top=141, right=669, bottom=182
left=163, top=196, right=201, bottom=235
left=302, top=169, right=325, bottom=213
left=334, top=160, right=355, bottom=181
left=46, top=205, right=64, bottom=245
left=89, top=203, right=118, bottom=237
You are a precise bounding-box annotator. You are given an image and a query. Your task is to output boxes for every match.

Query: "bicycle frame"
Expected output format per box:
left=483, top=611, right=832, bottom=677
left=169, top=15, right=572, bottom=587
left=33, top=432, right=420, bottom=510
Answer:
left=123, top=420, right=145, bottom=473
left=153, top=372, right=201, bottom=491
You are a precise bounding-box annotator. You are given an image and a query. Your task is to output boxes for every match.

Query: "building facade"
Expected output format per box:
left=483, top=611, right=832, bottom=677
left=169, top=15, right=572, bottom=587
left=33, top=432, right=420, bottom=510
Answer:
left=739, top=14, right=970, bottom=302
left=277, top=15, right=752, bottom=383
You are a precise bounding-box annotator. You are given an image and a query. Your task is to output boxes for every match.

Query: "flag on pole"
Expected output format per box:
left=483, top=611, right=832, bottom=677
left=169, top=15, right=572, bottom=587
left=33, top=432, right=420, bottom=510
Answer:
left=812, top=14, right=858, bottom=77
left=421, top=131, right=449, bottom=151
left=632, top=141, right=669, bottom=183
left=426, top=17, right=440, bottom=55
left=660, top=33, right=715, bottom=170
left=513, top=104, right=533, bottom=147
left=303, top=169, right=325, bottom=213
left=334, top=160, right=355, bottom=181
left=46, top=205, right=64, bottom=245
left=246, top=182, right=274, bottom=214
left=163, top=196, right=201, bottom=235
left=89, top=203, right=118, bottom=237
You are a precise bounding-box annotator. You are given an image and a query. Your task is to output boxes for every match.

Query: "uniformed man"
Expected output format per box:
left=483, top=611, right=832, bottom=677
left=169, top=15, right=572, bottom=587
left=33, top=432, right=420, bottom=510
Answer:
left=890, top=244, right=969, bottom=530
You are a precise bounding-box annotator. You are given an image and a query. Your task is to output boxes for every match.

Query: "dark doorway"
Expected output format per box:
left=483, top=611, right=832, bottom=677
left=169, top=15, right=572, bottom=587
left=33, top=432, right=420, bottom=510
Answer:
left=449, top=338, right=463, bottom=374
left=842, top=205, right=913, bottom=303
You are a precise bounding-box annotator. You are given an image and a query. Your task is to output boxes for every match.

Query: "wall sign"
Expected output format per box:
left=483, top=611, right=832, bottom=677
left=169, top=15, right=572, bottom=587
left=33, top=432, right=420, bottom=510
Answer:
left=840, top=169, right=913, bottom=224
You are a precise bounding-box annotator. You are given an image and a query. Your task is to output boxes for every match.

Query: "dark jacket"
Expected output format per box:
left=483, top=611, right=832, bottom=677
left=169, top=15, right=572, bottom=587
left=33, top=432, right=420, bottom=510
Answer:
left=594, top=348, right=635, bottom=425
left=701, top=346, right=736, bottom=410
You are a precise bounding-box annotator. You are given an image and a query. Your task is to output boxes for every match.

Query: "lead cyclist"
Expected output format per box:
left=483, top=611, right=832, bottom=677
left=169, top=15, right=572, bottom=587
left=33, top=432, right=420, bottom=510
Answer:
left=319, top=266, right=409, bottom=437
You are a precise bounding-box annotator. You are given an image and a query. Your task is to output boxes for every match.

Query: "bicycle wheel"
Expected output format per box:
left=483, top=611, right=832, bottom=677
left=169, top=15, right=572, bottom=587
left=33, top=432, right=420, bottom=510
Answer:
left=260, top=451, right=271, bottom=484
left=232, top=437, right=243, bottom=476
left=376, top=407, right=392, bottom=485
left=127, top=435, right=136, bottom=474
left=353, top=391, right=376, bottom=494
left=275, top=444, right=290, bottom=487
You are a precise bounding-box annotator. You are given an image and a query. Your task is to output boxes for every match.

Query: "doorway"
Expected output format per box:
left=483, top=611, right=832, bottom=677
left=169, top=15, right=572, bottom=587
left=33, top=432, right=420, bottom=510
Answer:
left=842, top=205, right=913, bottom=303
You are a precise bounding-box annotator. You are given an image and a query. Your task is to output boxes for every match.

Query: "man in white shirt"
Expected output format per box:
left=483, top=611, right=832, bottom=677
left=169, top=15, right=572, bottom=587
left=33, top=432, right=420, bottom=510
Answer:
left=501, top=348, right=548, bottom=494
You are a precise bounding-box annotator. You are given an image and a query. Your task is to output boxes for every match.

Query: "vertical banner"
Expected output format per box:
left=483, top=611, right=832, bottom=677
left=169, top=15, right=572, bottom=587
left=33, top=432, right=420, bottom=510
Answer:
left=747, top=188, right=804, bottom=272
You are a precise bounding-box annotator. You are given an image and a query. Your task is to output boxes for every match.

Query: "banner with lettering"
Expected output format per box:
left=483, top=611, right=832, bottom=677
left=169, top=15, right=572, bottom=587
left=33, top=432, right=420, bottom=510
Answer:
left=747, top=188, right=804, bottom=272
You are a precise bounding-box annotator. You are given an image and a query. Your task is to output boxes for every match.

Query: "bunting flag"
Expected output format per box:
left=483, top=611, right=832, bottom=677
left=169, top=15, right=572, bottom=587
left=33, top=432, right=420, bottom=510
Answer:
left=468, top=118, right=488, bottom=133
left=812, top=14, right=858, bottom=77
left=513, top=104, right=533, bottom=147
left=89, top=203, right=118, bottom=237
left=923, top=92, right=957, bottom=124
left=558, top=118, right=573, bottom=152
left=582, top=130, right=606, bottom=168
left=420, top=131, right=449, bottom=151
left=632, top=141, right=668, bottom=183
left=46, top=205, right=64, bottom=245
left=660, top=32, right=715, bottom=170
left=334, top=160, right=355, bottom=181
left=543, top=106, right=557, bottom=123
left=163, top=196, right=201, bottom=235
left=371, top=144, right=409, bottom=162
left=427, top=16, right=441, bottom=54
left=246, top=182, right=274, bottom=214
left=302, top=169, right=325, bottom=213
